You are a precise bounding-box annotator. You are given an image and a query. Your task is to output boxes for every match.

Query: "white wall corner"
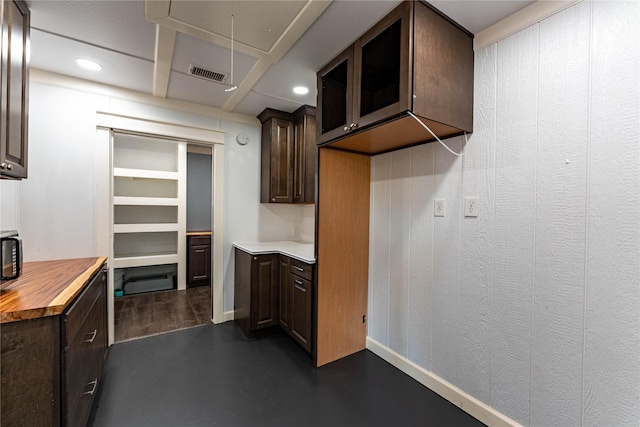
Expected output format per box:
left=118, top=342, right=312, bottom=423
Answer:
left=474, top=0, right=582, bottom=51
left=365, top=337, right=523, bottom=427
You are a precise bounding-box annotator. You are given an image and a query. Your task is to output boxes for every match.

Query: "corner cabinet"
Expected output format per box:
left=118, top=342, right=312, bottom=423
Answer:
left=258, top=105, right=316, bottom=204
left=234, top=248, right=314, bottom=353
left=317, top=0, right=473, bottom=155
left=0, top=0, right=30, bottom=179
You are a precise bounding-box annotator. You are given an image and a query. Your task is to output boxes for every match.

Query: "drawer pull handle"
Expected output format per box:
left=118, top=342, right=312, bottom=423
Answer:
left=294, top=279, right=303, bottom=286
left=84, top=379, right=98, bottom=396
left=293, top=266, right=304, bottom=272
left=84, top=329, right=98, bottom=343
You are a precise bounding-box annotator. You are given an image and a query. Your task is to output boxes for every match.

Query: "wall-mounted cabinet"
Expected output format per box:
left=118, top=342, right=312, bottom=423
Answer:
left=1, top=0, right=30, bottom=179
left=316, top=1, right=473, bottom=155
left=110, top=133, right=186, bottom=289
left=258, top=105, right=316, bottom=204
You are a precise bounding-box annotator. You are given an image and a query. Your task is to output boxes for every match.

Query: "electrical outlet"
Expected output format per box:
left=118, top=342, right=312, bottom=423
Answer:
left=434, top=199, right=445, bottom=217
left=291, top=225, right=299, bottom=236
left=464, top=197, right=479, bottom=217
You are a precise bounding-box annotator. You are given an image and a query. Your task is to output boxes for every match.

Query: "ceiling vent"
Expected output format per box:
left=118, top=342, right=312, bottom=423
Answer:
left=188, top=64, right=227, bottom=83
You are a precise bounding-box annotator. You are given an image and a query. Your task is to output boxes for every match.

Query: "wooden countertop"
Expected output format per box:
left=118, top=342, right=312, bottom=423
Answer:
left=0, top=256, right=107, bottom=324
left=186, top=231, right=212, bottom=236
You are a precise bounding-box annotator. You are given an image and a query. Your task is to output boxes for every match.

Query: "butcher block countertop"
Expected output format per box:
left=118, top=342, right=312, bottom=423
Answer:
left=0, top=256, right=107, bottom=324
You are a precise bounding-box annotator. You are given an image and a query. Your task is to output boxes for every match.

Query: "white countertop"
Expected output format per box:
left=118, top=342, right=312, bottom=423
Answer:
left=233, top=240, right=315, bottom=263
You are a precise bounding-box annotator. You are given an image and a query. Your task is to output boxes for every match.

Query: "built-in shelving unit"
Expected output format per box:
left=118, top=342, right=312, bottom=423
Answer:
left=110, top=133, right=186, bottom=289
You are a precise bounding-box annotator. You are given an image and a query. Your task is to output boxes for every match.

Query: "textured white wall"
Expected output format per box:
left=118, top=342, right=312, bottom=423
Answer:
left=367, top=2, right=640, bottom=426
left=14, top=80, right=305, bottom=314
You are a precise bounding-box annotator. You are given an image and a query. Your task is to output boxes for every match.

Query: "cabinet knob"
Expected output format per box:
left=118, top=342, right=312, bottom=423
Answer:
left=0, top=163, right=5, bottom=169
left=272, top=198, right=276, bottom=202
left=6, top=164, right=12, bottom=170
left=344, top=123, right=358, bottom=132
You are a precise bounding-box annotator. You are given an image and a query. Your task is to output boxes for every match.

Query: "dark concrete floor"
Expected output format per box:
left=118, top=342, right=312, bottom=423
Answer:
left=89, top=322, right=486, bottom=427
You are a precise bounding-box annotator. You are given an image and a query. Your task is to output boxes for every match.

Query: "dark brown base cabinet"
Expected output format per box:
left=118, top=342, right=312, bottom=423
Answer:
left=285, top=257, right=312, bottom=352
left=235, top=248, right=313, bottom=353
left=234, top=248, right=278, bottom=337
left=187, top=234, right=211, bottom=287
left=0, top=264, right=107, bottom=427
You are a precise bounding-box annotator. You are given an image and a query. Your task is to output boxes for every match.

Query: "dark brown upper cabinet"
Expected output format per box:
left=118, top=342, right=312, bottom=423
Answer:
left=258, top=105, right=316, bottom=204
left=1, top=0, right=30, bottom=179
left=317, top=1, right=473, bottom=155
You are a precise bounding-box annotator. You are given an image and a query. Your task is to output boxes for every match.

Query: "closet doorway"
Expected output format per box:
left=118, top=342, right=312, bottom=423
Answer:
left=106, top=129, right=221, bottom=343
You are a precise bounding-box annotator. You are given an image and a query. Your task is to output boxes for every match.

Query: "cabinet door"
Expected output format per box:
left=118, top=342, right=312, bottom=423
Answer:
left=0, top=0, right=29, bottom=179
left=278, top=256, right=291, bottom=331
left=291, top=275, right=312, bottom=352
left=292, top=108, right=316, bottom=204
left=316, top=46, right=353, bottom=145
left=187, top=241, right=211, bottom=286
left=269, top=118, right=293, bottom=203
left=352, top=1, right=410, bottom=130
left=251, top=254, right=278, bottom=330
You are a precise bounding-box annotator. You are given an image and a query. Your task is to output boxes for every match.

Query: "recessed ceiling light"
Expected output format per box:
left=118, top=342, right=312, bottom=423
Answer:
left=75, top=58, right=102, bottom=71
left=293, top=86, right=309, bottom=95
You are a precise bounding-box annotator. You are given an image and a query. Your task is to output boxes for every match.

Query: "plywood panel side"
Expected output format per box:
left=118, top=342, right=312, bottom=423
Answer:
left=316, top=148, right=371, bottom=367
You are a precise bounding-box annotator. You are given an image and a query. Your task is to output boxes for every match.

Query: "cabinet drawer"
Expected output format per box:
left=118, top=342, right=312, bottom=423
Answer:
left=289, top=258, right=313, bottom=281
left=64, top=344, right=104, bottom=427
left=62, top=288, right=106, bottom=425
left=62, top=269, right=106, bottom=427
left=189, top=235, right=211, bottom=246
left=63, top=269, right=106, bottom=347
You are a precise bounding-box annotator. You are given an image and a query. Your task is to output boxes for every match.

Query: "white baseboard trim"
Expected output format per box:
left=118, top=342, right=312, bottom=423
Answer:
left=222, top=310, right=235, bottom=323
left=366, top=337, right=522, bottom=427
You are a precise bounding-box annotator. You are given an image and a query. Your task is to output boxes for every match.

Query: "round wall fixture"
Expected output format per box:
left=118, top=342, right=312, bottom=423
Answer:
left=236, top=132, right=250, bottom=146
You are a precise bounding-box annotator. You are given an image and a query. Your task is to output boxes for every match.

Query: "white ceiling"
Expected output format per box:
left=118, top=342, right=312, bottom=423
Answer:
left=26, top=0, right=535, bottom=119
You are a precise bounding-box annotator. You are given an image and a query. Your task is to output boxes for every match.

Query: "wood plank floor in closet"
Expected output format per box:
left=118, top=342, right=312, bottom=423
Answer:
left=114, top=285, right=211, bottom=342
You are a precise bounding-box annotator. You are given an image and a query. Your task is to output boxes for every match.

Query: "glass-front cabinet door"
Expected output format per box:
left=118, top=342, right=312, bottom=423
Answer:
left=353, top=1, right=410, bottom=130
left=316, top=47, right=353, bottom=145
left=316, top=2, right=411, bottom=146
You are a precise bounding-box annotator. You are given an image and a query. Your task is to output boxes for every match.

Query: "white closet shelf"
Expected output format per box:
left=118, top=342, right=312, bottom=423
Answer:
left=113, top=167, right=179, bottom=180
left=113, top=223, right=179, bottom=233
left=113, top=196, right=179, bottom=206
left=113, top=254, right=179, bottom=269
